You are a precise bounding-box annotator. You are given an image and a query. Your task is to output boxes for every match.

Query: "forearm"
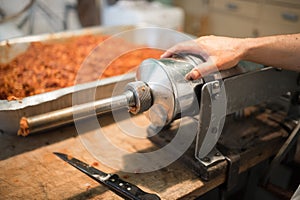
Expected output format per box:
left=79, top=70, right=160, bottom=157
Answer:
left=242, top=34, right=300, bottom=71
left=161, top=33, right=300, bottom=80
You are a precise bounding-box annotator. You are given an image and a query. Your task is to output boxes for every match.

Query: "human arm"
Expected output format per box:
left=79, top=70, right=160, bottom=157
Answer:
left=161, top=34, right=300, bottom=80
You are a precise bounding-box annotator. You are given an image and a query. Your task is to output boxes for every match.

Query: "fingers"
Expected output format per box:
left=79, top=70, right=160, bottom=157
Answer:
left=160, top=40, right=219, bottom=80
left=185, top=70, right=201, bottom=80
left=185, top=59, right=218, bottom=80
left=161, top=40, right=201, bottom=58
left=160, top=50, right=173, bottom=58
left=160, top=45, right=185, bottom=58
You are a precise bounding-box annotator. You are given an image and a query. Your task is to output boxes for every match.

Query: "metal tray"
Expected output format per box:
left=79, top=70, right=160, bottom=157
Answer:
left=0, top=26, right=141, bottom=134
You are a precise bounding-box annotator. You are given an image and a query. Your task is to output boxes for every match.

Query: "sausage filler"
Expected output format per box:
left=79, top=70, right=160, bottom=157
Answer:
left=19, top=54, right=300, bottom=162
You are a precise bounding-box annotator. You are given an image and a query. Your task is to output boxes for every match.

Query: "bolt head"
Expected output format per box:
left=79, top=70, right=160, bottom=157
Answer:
left=213, top=82, right=220, bottom=89
left=211, top=127, right=218, bottom=134
left=202, top=157, right=210, bottom=162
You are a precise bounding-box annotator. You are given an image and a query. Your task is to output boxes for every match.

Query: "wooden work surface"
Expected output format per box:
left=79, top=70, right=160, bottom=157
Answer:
left=0, top=111, right=288, bottom=199
left=0, top=114, right=215, bottom=200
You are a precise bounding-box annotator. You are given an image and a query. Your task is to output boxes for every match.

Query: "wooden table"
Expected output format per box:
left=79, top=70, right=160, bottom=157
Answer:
left=0, top=112, right=288, bottom=199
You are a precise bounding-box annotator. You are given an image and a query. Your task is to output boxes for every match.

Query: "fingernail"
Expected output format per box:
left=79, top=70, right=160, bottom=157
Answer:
left=160, top=52, right=168, bottom=58
left=190, top=71, right=197, bottom=79
left=191, top=70, right=201, bottom=80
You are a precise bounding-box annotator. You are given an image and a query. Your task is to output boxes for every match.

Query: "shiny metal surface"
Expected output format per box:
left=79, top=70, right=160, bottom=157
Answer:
left=136, top=54, right=204, bottom=127
left=24, top=91, right=135, bottom=134
left=196, top=66, right=300, bottom=159
left=125, top=81, right=152, bottom=114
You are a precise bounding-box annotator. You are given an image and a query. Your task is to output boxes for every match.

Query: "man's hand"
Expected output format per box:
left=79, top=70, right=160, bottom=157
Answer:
left=161, top=34, right=300, bottom=80
left=161, top=35, right=246, bottom=80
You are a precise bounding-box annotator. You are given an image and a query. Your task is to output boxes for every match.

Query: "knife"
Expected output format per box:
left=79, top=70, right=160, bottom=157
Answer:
left=53, top=152, right=160, bottom=200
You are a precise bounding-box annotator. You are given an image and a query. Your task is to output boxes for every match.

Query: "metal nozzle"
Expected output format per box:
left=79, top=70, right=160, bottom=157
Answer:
left=18, top=82, right=152, bottom=136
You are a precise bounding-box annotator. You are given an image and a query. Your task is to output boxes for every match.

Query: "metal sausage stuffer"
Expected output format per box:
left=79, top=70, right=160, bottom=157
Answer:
left=19, top=54, right=300, bottom=160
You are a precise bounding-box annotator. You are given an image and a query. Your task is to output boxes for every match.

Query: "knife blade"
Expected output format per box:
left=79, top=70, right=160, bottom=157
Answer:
left=53, top=152, right=160, bottom=200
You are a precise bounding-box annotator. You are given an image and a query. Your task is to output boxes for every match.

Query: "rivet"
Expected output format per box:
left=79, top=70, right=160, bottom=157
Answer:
left=213, top=82, right=219, bottom=89
left=215, top=152, right=221, bottom=156
left=211, top=127, right=218, bottom=134
left=202, top=157, right=210, bottom=162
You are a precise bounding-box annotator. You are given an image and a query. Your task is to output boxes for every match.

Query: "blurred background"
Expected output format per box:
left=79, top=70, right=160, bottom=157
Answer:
left=1, top=0, right=300, bottom=40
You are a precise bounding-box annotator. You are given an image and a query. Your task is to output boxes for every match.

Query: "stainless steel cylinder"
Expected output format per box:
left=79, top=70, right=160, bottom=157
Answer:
left=18, top=91, right=136, bottom=136
left=136, top=54, right=205, bottom=127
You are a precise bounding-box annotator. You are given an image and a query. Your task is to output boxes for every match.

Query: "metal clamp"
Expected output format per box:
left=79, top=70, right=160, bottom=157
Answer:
left=195, top=80, right=227, bottom=159
left=198, top=148, right=226, bottom=181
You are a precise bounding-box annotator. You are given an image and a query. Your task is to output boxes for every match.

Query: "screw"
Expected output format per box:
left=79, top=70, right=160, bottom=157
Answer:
left=213, top=82, right=220, bottom=89
left=211, top=127, right=218, bottom=134
left=213, top=93, right=220, bottom=100
left=215, top=152, right=221, bottom=156
left=202, top=157, right=210, bottom=162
